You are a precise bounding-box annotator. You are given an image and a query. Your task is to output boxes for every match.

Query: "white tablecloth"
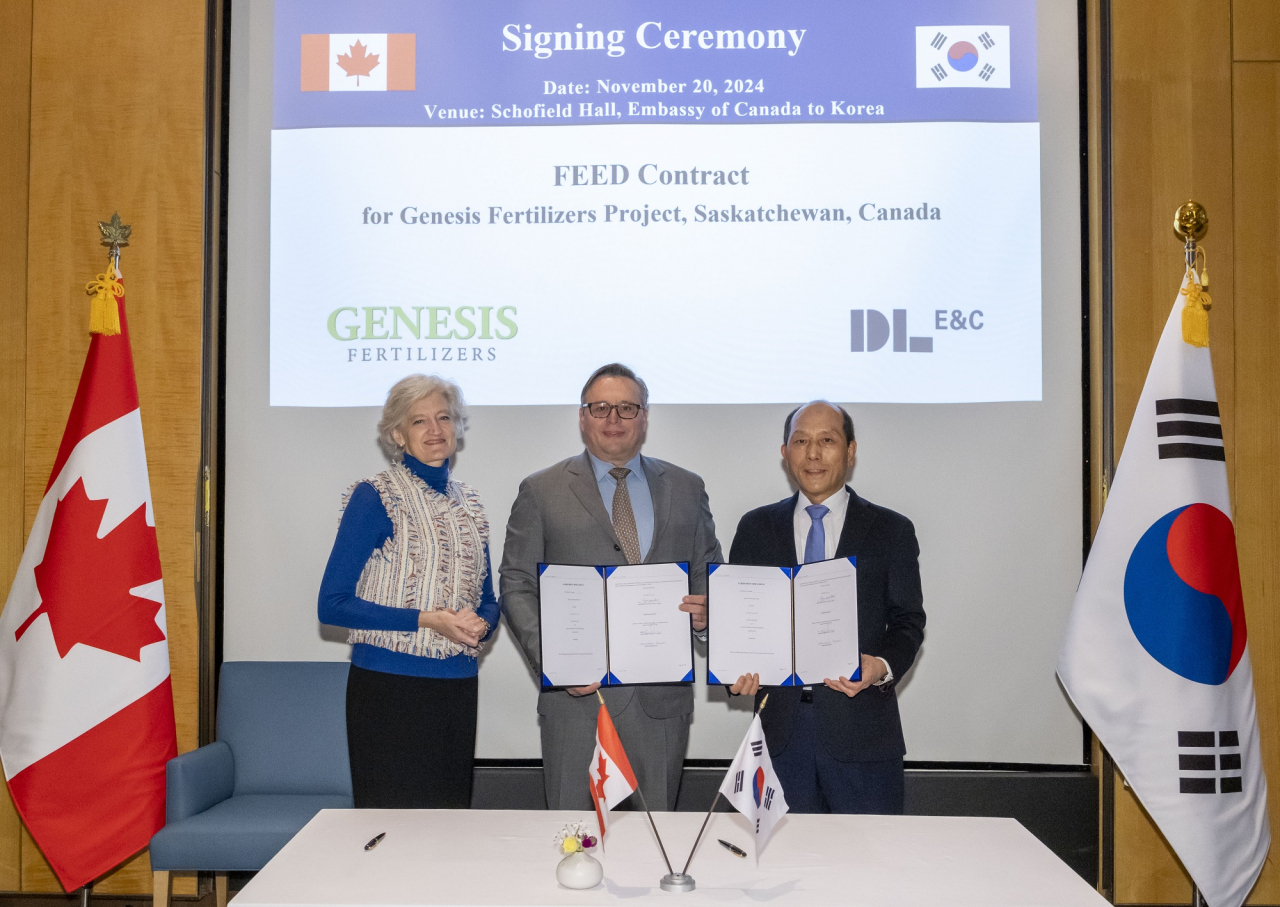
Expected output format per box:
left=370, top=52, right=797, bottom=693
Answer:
left=233, top=808, right=1106, bottom=907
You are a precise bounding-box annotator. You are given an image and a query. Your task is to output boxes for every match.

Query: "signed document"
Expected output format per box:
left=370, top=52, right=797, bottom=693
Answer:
left=604, top=562, right=694, bottom=685
left=537, top=564, right=608, bottom=688
left=537, top=562, right=693, bottom=687
left=792, top=557, right=860, bottom=685
left=706, top=558, right=860, bottom=686
left=706, top=564, right=794, bottom=686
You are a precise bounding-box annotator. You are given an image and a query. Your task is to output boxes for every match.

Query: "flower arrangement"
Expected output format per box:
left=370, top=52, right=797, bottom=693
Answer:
left=553, top=822, right=598, bottom=855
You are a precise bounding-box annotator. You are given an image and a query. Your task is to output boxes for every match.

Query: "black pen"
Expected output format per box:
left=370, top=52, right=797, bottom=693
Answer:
left=364, top=832, right=386, bottom=851
left=717, top=839, right=747, bottom=858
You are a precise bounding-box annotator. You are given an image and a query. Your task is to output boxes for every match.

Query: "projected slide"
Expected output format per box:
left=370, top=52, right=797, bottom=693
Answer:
left=270, top=1, right=1040, bottom=406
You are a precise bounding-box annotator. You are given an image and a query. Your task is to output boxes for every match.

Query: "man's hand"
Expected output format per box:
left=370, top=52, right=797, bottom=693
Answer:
left=567, top=682, right=602, bottom=698
left=824, top=653, right=887, bottom=698
left=420, top=609, right=487, bottom=648
left=729, top=673, right=760, bottom=696
left=679, top=594, right=708, bottom=632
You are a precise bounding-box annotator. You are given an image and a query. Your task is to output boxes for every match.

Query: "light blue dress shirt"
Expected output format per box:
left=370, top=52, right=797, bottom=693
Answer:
left=588, top=450, right=654, bottom=561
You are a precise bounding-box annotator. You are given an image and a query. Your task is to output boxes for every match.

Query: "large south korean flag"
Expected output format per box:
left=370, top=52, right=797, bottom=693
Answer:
left=1058, top=272, right=1269, bottom=907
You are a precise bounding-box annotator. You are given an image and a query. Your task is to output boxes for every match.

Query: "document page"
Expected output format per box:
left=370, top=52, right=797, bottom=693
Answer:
left=604, top=562, right=693, bottom=685
left=538, top=564, right=607, bottom=688
left=792, top=557, right=861, bottom=685
left=707, top=564, right=795, bottom=687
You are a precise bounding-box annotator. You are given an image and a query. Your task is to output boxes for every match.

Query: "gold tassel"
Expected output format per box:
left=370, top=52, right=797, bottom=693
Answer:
left=1180, top=265, right=1211, bottom=348
left=85, top=257, right=123, bottom=335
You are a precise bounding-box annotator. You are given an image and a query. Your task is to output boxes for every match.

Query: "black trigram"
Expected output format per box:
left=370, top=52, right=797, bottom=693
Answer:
left=734, top=770, right=744, bottom=793
left=979, top=64, right=996, bottom=81
left=930, top=32, right=947, bottom=50
left=979, top=31, right=995, bottom=49
left=1178, top=730, right=1242, bottom=794
left=764, top=786, right=776, bottom=809
left=755, top=818, right=761, bottom=834
left=750, top=740, right=764, bottom=757
left=1156, top=398, right=1224, bottom=461
left=931, top=64, right=948, bottom=82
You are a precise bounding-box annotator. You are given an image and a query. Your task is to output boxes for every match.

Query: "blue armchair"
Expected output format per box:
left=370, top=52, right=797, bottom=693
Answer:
left=150, top=662, right=353, bottom=907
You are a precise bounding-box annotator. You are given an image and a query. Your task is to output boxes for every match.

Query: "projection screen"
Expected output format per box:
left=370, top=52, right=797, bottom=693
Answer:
left=224, top=0, right=1086, bottom=765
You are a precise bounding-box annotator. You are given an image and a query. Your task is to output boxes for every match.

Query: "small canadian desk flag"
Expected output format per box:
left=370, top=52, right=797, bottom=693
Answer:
left=1059, top=265, right=1269, bottom=907
left=0, top=254, right=177, bottom=890
left=588, top=698, right=638, bottom=842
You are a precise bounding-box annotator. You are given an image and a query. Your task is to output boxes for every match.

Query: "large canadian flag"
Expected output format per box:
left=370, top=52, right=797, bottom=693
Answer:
left=1059, top=270, right=1269, bottom=907
left=588, top=700, right=638, bottom=842
left=0, top=270, right=177, bottom=890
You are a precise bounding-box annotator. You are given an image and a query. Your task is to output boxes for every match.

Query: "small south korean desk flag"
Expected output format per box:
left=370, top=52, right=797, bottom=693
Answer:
left=588, top=698, right=638, bottom=843
left=720, top=714, right=788, bottom=855
left=1059, top=265, right=1269, bottom=907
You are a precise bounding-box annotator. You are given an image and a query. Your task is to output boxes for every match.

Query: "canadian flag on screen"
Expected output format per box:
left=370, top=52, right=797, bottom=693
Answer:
left=301, top=34, right=416, bottom=92
left=588, top=700, right=638, bottom=842
left=0, top=265, right=176, bottom=891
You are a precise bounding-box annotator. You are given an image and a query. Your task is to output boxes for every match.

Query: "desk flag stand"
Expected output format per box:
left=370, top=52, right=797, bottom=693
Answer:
left=659, top=694, right=771, bottom=893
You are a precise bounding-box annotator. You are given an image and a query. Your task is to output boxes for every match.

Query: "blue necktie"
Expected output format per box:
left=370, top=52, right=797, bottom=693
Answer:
left=803, top=504, right=830, bottom=563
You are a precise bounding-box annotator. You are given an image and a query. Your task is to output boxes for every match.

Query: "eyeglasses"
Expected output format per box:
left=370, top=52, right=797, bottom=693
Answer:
left=581, top=401, right=645, bottom=420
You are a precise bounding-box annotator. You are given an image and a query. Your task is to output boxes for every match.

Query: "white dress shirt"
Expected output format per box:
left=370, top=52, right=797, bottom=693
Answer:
left=792, top=488, right=893, bottom=686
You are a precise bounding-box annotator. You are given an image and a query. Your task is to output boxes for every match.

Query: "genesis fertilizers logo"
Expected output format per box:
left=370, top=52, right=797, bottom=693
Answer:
left=1123, top=503, right=1247, bottom=685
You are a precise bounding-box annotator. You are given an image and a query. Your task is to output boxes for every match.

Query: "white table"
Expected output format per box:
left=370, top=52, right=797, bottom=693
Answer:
left=233, top=809, right=1107, bottom=907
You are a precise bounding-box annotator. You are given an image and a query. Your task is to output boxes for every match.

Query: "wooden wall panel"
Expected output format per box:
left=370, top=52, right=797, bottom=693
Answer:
left=0, top=0, right=33, bottom=890
left=1105, top=1, right=1280, bottom=903
left=14, top=0, right=206, bottom=894
left=1234, top=0, right=1280, bottom=62
left=1107, top=0, right=1243, bottom=903
left=1232, top=62, right=1280, bottom=906
left=1114, top=781, right=1190, bottom=900
left=1109, top=0, right=1235, bottom=485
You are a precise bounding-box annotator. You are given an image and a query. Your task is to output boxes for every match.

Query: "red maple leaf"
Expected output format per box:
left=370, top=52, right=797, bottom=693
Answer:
left=15, top=479, right=164, bottom=661
left=336, top=40, right=380, bottom=86
left=593, top=751, right=610, bottom=799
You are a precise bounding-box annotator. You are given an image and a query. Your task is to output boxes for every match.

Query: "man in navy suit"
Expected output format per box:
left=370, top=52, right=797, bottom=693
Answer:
left=728, top=401, right=925, bottom=814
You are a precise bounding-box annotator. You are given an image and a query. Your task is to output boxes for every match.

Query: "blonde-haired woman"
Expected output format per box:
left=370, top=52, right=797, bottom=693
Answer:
left=318, top=374, right=497, bottom=807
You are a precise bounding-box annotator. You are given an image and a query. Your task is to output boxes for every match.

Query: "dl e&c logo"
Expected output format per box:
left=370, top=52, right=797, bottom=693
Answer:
left=850, top=308, right=984, bottom=353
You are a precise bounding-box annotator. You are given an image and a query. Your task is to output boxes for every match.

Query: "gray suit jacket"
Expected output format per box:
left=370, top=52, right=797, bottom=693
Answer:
left=501, top=451, right=722, bottom=720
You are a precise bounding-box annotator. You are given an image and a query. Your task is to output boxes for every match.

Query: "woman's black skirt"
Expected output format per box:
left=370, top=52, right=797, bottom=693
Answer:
left=345, top=664, right=478, bottom=808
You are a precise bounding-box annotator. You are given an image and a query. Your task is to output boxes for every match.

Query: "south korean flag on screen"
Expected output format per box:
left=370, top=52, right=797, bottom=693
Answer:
left=916, top=26, right=1011, bottom=88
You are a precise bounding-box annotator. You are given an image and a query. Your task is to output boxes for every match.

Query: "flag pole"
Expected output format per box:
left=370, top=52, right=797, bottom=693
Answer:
left=595, top=693, right=680, bottom=883
left=671, top=694, right=770, bottom=885
left=633, top=786, right=676, bottom=878
left=678, top=792, right=721, bottom=876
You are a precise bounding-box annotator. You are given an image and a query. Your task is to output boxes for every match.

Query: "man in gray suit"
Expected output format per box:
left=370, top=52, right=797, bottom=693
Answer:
left=501, top=363, right=722, bottom=810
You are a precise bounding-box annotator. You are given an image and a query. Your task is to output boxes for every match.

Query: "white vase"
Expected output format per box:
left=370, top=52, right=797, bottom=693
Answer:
left=556, top=850, right=603, bottom=889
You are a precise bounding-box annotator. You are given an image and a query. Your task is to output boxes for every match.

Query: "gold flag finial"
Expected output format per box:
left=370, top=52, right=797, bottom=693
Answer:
left=87, top=215, right=129, bottom=336
left=1173, top=200, right=1208, bottom=243
left=97, top=212, right=131, bottom=257
left=1174, top=202, right=1211, bottom=347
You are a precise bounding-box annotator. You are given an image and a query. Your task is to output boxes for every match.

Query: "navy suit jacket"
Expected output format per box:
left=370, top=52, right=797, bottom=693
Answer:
left=728, top=488, right=925, bottom=762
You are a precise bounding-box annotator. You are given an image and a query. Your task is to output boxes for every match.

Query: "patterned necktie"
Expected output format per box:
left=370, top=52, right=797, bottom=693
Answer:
left=804, top=503, right=830, bottom=563
left=609, top=467, right=643, bottom=565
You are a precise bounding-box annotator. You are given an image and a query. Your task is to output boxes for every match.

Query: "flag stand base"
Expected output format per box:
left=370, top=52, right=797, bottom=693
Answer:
left=660, top=873, right=696, bottom=892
